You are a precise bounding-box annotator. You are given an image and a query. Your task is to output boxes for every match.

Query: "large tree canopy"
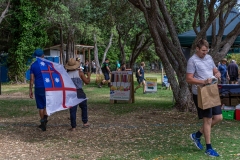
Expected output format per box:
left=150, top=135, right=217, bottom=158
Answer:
left=0, top=0, right=199, bottom=81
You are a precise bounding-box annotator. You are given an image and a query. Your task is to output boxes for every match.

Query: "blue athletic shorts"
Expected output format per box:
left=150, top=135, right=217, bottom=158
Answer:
left=34, top=88, right=46, bottom=109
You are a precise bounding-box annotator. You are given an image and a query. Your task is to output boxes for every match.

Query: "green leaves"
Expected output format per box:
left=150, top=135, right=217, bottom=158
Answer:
left=165, top=0, right=196, bottom=34
left=7, top=0, right=48, bottom=82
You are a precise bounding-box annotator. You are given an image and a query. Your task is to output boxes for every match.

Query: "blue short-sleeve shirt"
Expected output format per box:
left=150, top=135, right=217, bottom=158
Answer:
left=30, top=60, right=44, bottom=88
left=218, top=64, right=227, bottom=79
left=139, top=67, right=144, bottom=79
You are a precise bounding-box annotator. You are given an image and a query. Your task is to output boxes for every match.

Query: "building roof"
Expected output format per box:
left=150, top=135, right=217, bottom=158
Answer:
left=44, top=44, right=94, bottom=51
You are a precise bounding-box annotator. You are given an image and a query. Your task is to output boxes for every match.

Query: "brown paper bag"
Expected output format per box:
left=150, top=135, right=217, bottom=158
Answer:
left=197, top=83, right=221, bottom=110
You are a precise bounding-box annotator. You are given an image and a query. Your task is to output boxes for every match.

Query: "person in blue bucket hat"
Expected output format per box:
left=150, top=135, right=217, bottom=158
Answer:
left=29, top=48, right=48, bottom=131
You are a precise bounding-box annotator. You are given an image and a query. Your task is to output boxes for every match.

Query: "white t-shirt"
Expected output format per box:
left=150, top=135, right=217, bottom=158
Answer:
left=186, top=54, right=216, bottom=95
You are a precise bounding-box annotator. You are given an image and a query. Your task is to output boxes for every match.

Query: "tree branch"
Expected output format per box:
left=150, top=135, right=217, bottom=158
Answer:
left=225, top=12, right=240, bottom=29
left=0, top=0, right=10, bottom=24
left=156, top=0, right=181, bottom=47
left=220, top=22, right=240, bottom=47
left=208, top=0, right=217, bottom=18
left=211, top=19, right=217, bottom=46
left=193, top=0, right=203, bottom=34
left=191, top=0, right=235, bottom=50
left=199, top=0, right=205, bottom=30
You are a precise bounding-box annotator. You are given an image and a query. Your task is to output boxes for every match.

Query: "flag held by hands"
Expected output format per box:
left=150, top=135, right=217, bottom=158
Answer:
left=37, top=57, right=86, bottom=116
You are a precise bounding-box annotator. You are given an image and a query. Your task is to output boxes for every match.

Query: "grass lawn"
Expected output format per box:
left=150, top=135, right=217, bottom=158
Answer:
left=0, top=73, right=239, bottom=160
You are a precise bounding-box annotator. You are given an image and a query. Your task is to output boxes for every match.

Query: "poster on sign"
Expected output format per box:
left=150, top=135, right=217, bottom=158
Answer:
left=110, top=71, right=132, bottom=100
left=145, top=77, right=157, bottom=93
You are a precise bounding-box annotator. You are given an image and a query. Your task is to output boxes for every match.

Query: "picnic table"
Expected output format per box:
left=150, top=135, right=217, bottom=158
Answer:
left=218, top=84, right=240, bottom=106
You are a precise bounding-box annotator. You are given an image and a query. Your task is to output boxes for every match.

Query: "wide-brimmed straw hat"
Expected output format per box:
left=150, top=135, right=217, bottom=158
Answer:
left=221, top=58, right=227, bottom=62
left=65, top=58, right=80, bottom=70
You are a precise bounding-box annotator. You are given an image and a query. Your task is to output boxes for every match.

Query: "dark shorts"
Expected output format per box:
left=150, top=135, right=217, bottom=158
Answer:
left=137, top=78, right=144, bottom=84
left=104, top=73, right=110, bottom=80
left=34, top=88, right=46, bottom=109
left=193, top=94, right=222, bottom=119
left=230, top=76, right=238, bottom=82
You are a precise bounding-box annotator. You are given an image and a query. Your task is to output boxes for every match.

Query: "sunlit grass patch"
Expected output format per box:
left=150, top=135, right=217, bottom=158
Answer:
left=0, top=99, right=37, bottom=117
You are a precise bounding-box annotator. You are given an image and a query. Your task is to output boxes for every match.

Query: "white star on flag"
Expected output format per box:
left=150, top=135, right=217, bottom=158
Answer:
left=55, top=78, right=60, bottom=83
left=40, top=61, right=45, bottom=66
left=45, top=78, right=50, bottom=83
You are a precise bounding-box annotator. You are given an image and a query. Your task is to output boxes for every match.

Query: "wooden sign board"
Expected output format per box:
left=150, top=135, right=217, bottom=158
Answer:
left=110, top=71, right=134, bottom=103
left=145, top=77, right=157, bottom=93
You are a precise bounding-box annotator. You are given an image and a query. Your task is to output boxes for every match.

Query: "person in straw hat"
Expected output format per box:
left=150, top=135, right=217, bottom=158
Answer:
left=218, top=58, right=229, bottom=84
left=65, top=58, right=91, bottom=130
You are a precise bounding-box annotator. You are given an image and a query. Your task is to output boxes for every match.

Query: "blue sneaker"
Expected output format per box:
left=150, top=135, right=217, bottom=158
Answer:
left=190, top=133, right=203, bottom=150
left=205, top=149, right=220, bottom=157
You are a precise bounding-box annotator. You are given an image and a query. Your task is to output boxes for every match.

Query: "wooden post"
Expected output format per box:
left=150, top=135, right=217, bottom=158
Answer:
left=161, top=64, right=163, bottom=84
left=0, top=65, right=1, bottom=95
left=74, top=45, right=77, bottom=58
left=83, top=48, right=85, bottom=63
left=88, top=48, right=91, bottom=72
left=60, top=45, right=63, bottom=65
left=131, top=73, right=135, bottom=103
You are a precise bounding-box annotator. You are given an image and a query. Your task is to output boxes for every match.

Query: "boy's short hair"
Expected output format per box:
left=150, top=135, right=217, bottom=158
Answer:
left=140, top=62, right=145, bottom=66
left=196, top=39, right=209, bottom=49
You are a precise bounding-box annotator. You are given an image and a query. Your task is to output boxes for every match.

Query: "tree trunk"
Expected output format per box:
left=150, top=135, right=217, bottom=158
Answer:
left=66, top=28, right=75, bottom=64
left=101, top=32, right=113, bottom=64
left=129, top=0, right=240, bottom=111
left=129, top=32, right=152, bottom=69
left=59, top=27, right=64, bottom=65
left=116, top=30, right=126, bottom=64
left=66, top=32, right=70, bottom=64
left=129, top=0, right=194, bottom=111
left=93, top=33, right=102, bottom=74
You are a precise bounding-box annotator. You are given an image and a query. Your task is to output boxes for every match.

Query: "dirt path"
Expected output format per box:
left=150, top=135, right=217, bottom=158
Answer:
left=0, top=95, right=198, bottom=160
left=0, top=109, right=198, bottom=160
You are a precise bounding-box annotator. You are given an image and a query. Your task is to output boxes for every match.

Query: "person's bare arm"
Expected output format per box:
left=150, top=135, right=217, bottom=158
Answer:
left=213, top=67, right=221, bottom=79
left=186, top=73, right=209, bottom=85
left=137, top=69, right=141, bottom=77
left=106, top=66, right=111, bottom=73
left=29, top=74, right=34, bottom=99
left=79, top=71, right=91, bottom=84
